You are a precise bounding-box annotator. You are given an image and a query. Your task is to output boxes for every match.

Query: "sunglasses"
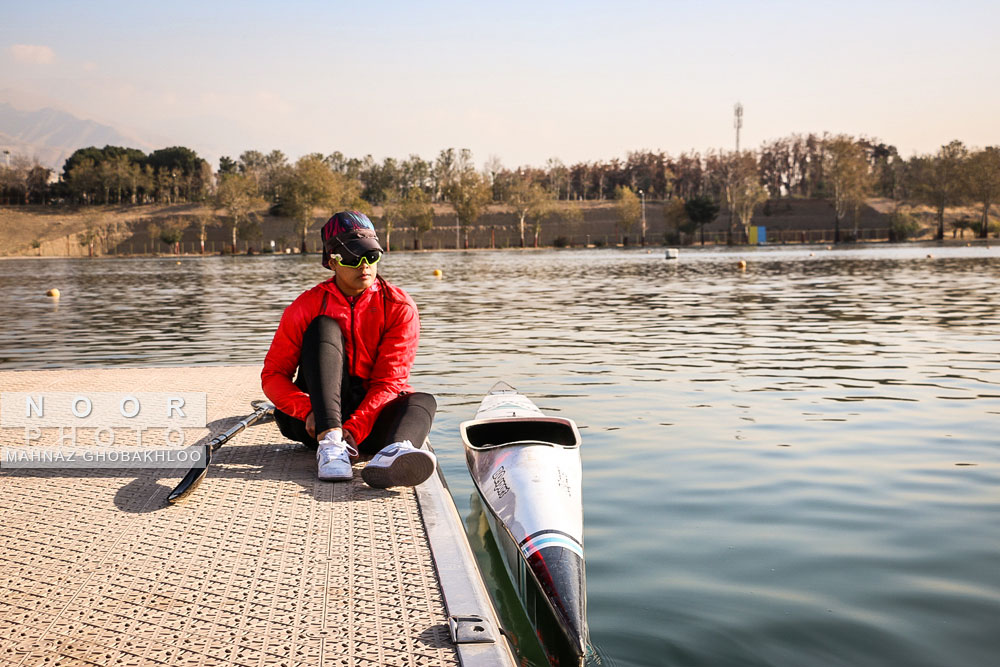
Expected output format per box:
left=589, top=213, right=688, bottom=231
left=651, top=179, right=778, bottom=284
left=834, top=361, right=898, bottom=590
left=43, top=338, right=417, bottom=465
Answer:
left=333, top=250, right=382, bottom=268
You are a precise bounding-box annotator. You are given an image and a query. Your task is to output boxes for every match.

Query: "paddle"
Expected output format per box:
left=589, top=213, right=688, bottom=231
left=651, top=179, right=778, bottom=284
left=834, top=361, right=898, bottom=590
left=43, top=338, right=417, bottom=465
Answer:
left=166, top=400, right=274, bottom=504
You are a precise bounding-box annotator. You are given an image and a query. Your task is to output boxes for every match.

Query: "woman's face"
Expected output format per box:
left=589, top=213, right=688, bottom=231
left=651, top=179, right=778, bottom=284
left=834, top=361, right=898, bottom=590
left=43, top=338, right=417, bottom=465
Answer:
left=333, top=259, right=377, bottom=296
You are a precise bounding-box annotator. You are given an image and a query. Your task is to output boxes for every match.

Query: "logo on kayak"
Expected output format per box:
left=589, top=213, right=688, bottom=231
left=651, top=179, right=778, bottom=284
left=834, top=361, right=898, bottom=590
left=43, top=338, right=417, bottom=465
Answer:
left=492, top=465, right=510, bottom=498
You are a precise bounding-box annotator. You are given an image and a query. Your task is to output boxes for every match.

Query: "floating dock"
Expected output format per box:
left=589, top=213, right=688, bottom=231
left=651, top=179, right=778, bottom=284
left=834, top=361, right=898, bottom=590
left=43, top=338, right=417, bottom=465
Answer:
left=0, top=366, right=513, bottom=666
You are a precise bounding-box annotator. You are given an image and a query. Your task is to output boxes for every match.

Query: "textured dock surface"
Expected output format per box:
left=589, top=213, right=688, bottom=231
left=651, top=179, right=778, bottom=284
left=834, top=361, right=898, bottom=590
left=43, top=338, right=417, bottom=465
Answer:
left=0, top=366, right=464, bottom=666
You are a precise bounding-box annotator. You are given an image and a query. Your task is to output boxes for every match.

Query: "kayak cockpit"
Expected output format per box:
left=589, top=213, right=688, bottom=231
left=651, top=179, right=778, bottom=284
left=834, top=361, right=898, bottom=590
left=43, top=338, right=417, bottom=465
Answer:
left=461, top=417, right=581, bottom=450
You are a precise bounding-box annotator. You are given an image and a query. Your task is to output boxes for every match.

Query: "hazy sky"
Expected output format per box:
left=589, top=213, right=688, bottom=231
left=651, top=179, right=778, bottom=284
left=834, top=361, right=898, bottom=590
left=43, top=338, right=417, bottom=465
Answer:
left=2, top=0, right=997, bottom=169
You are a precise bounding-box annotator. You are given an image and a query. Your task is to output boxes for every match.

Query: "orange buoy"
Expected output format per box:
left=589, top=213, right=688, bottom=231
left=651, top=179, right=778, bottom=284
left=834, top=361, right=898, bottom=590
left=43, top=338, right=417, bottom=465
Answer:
left=46, top=288, right=60, bottom=298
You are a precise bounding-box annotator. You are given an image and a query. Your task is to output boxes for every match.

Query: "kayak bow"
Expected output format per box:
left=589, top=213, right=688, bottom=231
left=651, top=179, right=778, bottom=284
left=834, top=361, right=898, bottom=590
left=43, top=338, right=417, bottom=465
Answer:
left=461, top=382, right=589, bottom=664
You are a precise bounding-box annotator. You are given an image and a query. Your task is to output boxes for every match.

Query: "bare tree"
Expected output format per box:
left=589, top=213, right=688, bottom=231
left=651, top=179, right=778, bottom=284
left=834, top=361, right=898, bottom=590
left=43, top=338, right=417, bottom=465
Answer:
left=965, top=147, right=1000, bottom=238
left=191, top=212, right=218, bottom=254
left=380, top=191, right=403, bottom=251
left=401, top=188, right=434, bottom=250
left=758, top=138, right=793, bottom=198
left=483, top=155, right=505, bottom=201
left=504, top=178, right=556, bottom=247
left=272, top=156, right=349, bottom=253
left=444, top=169, right=491, bottom=249
left=216, top=173, right=262, bottom=253
left=909, top=140, right=968, bottom=241
left=713, top=151, right=763, bottom=244
left=825, top=136, right=872, bottom=242
left=433, top=148, right=473, bottom=203
left=546, top=158, right=568, bottom=200
left=724, top=153, right=769, bottom=242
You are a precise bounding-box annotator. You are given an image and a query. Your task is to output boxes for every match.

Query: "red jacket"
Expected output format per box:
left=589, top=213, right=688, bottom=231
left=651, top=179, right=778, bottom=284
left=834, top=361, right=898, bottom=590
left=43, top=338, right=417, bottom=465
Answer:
left=261, top=276, right=418, bottom=444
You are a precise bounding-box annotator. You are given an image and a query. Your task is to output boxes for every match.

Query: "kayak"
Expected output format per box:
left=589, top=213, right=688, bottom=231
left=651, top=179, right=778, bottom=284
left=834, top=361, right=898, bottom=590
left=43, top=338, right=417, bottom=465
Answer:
left=461, top=382, right=589, bottom=665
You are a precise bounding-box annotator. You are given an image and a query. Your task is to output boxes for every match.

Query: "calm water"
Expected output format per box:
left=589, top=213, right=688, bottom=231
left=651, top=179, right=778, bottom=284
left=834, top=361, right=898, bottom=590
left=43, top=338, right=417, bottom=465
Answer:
left=2, top=246, right=999, bottom=667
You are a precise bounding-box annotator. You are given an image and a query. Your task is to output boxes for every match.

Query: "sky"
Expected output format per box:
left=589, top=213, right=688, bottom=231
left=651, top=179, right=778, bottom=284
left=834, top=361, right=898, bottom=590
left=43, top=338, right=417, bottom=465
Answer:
left=2, top=0, right=998, bottom=170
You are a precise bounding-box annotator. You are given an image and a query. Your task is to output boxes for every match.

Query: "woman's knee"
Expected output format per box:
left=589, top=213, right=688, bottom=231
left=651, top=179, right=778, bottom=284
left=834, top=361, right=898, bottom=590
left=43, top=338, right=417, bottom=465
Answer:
left=303, top=315, right=344, bottom=349
left=407, top=392, right=437, bottom=416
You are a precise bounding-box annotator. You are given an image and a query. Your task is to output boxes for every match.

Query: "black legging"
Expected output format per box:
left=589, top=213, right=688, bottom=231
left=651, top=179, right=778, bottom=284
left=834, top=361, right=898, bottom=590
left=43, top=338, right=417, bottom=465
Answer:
left=273, top=316, right=436, bottom=456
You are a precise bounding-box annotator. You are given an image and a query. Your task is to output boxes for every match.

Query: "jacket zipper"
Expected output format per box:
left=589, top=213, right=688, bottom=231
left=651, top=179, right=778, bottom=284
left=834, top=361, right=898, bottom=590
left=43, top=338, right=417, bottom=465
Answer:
left=348, top=296, right=356, bottom=377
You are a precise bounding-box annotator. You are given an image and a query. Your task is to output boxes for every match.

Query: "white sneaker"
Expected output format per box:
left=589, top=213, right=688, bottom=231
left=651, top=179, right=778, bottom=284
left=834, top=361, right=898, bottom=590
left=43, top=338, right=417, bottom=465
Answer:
left=361, top=440, right=436, bottom=489
left=316, top=431, right=358, bottom=481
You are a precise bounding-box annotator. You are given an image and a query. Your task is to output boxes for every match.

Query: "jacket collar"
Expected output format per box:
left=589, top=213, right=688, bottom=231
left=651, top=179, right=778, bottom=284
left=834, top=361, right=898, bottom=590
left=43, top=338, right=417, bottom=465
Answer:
left=322, top=276, right=379, bottom=306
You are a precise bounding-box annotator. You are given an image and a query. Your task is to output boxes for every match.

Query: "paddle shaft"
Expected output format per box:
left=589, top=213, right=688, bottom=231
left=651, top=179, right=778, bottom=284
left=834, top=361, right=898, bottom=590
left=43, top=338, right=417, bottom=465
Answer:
left=166, top=402, right=274, bottom=504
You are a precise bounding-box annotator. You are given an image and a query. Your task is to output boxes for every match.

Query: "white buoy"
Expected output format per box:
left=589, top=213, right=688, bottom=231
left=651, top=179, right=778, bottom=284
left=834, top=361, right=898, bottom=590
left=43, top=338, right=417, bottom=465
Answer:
left=665, top=248, right=679, bottom=260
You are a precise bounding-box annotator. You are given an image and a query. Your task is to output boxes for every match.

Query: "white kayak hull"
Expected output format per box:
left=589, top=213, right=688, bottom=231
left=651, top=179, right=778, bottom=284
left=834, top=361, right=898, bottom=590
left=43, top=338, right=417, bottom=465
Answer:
left=461, top=383, right=588, bottom=663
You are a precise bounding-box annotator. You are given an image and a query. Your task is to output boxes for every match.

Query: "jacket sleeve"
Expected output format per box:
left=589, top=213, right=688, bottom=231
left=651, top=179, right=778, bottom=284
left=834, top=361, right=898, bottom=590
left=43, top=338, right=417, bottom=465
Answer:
left=261, top=292, right=317, bottom=421
left=342, top=294, right=419, bottom=444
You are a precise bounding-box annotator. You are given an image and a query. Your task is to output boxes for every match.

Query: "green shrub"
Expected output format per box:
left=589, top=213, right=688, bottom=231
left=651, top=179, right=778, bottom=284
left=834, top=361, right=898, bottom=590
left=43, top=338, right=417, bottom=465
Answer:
left=889, top=211, right=922, bottom=242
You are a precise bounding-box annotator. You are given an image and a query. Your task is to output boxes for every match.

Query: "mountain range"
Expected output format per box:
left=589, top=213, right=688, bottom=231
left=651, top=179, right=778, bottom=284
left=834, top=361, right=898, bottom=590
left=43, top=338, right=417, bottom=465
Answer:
left=0, top=102, right=155, bottom=173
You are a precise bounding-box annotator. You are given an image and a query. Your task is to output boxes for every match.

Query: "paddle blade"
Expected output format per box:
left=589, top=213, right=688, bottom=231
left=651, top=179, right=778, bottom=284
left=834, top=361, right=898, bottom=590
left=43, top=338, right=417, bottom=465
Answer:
left=166, top=447, right=212, bottom=504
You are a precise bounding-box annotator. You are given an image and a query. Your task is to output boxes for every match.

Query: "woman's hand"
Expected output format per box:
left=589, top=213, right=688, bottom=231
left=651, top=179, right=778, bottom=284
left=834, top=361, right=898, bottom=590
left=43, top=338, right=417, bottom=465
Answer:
left=305, top=412, right=316, bottom=438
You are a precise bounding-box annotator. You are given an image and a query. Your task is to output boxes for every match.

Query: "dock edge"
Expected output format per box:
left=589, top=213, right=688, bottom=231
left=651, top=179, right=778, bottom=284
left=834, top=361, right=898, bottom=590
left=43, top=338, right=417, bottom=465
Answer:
left=415, top=445, right=517, bottom=666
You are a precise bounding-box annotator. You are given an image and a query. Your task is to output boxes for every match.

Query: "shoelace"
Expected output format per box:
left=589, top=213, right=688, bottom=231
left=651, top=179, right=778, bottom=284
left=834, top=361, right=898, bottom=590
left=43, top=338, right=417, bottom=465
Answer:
left=318, top=441, right=358, bottom=465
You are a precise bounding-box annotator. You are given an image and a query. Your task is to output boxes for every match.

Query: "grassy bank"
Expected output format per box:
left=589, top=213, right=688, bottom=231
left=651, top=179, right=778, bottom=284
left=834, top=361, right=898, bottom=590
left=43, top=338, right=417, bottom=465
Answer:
left=1, top=199, right=996, bottom=258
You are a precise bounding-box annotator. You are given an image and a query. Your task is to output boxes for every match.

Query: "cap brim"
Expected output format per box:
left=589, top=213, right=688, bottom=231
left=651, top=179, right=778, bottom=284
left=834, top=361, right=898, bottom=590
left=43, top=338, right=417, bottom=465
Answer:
left=341, top=236, right=384, bottom=255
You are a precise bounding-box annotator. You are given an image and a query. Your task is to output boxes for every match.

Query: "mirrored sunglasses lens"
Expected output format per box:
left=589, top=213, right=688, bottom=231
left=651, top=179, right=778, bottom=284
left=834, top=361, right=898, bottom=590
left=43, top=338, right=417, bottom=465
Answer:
left=335, top=254, right=359, bottom=267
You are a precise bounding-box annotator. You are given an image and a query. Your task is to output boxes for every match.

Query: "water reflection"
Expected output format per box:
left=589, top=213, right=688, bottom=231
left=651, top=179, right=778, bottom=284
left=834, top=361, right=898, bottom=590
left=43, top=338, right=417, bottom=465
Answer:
left=2, top=246, right=999, bottom=666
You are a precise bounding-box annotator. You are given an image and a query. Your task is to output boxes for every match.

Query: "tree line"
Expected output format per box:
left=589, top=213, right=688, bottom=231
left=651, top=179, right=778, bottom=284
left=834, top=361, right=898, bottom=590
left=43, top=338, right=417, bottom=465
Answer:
left=2, top=133, right=998, bottom=249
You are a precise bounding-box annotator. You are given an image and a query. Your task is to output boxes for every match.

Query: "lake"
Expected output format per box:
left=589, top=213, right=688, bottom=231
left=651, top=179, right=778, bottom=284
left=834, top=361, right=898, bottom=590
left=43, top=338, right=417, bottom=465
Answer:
left=2, top=245, right=998, bottom=666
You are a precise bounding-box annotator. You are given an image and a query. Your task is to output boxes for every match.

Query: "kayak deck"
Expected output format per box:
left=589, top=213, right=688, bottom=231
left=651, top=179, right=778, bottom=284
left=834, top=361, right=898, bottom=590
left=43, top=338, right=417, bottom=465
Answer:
left=462, top=383, right=589, bottom=664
